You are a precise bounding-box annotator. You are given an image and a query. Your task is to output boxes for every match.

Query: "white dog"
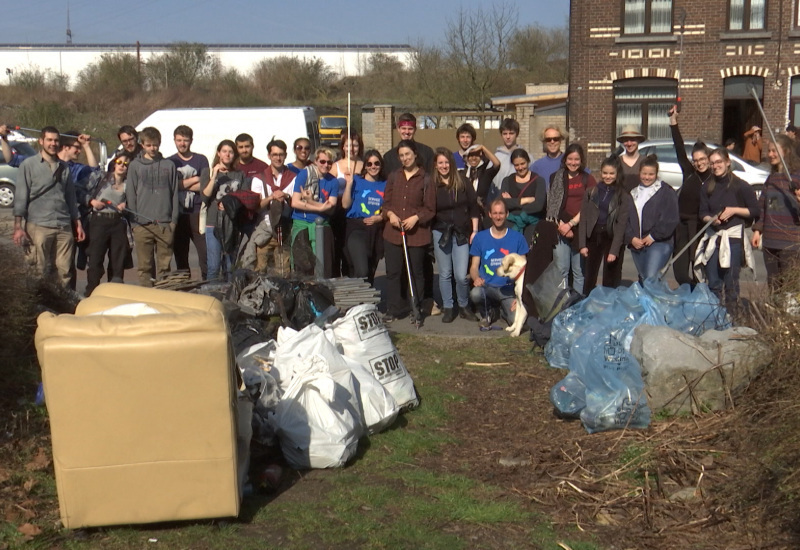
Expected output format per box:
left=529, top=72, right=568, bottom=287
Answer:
left=497, top=253, right=528, bottom=337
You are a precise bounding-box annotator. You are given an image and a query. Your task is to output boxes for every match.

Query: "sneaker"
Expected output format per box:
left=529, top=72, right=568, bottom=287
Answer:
left=442, top=308, right=456, bottom=323
left=459, top=307, right=477, bottom=321
left=383, top=311, right=408, bottom=324
left=430, top=303, right=442, bottom=316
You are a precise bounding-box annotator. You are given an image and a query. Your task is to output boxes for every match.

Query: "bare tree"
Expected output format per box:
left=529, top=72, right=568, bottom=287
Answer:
left=443, top=2, right=519, bottom=110
left=509, top=25, right=569, bottom=83
left=145, top=43, right=218, bottom=90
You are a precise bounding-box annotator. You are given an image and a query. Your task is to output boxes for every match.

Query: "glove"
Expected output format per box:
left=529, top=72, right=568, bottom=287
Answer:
left=177, top=165, right=197, bottom=178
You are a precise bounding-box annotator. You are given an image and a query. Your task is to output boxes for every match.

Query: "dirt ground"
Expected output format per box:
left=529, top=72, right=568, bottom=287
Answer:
left=410, top=338, right=798, bottom=550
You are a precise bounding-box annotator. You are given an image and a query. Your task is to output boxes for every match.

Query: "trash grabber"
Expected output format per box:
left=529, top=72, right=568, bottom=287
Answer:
left=10, top=125, right=107, bottom=146
left=101, top=199, right=155, bottom=224
left=676, top=8, right=687, bottom=113
left=658, top=210, right=721, bottom=280
left=401, top=229, right=422, bottom=328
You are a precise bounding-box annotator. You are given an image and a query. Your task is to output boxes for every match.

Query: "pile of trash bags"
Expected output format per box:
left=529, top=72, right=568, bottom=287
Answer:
left=235, top=304, right=418, bottom=470
left=545, top=278, right=730, bottom=433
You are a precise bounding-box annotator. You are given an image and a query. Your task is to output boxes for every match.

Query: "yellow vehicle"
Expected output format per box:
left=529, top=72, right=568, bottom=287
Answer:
left=319, top=115, right=348, bottom=147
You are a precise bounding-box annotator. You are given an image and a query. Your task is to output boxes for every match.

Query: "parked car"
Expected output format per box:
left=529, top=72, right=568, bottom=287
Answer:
left=633, top=140, right=770, bottom=197
left=0, top=141, right=38, bottom=208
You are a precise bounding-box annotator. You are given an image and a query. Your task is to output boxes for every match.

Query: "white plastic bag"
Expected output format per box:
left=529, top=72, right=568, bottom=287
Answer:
left=331, top=304, right=419, bottom=410
left=272, top=354, right=363, bottom=469
left=275, top=324, right=398, bottom=434
left=337, top=356, right=399, bottom=435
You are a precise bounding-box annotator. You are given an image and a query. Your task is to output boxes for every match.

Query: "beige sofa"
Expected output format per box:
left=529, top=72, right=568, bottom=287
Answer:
left=35, top=283, right=240, bottom=528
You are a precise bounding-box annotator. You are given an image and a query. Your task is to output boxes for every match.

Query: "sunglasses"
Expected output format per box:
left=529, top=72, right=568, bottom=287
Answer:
left=115, top=159, right=130, bottom=166
left=317, top=159, right=333, bottom=166
left=295, top=145, right=311, bottom=151
left=543, top=137, right=562, bottom=143
left=365, top=161, right=382, bottom=168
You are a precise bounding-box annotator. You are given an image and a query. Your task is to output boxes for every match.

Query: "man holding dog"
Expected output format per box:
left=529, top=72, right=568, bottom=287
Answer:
left=469, top=199, right=529, bottom=327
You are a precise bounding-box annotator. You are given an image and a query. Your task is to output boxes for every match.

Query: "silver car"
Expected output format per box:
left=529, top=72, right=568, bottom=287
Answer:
left=0, top=141, right=37, bottom=208
left=636, top=140, right=770, bottom=196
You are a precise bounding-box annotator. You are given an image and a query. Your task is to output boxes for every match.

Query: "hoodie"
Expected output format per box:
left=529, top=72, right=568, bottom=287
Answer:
left=127, top=153, right=179, bottom=225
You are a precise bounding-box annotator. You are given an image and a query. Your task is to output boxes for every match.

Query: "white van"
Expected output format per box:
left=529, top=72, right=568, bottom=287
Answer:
left=135, top=107, right=320, bottom=160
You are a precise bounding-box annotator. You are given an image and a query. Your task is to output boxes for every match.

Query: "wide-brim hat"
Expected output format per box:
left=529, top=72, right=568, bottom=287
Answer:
left=617, top=125, right=645, bottom=143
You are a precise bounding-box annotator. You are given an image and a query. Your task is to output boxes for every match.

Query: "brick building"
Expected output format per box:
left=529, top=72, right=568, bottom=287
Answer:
left=569, top=0, right=800, bottom=168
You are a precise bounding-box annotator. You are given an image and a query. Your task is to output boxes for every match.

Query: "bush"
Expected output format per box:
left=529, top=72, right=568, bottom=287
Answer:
left=10, top=66, right=69, bottom=92
left=77, top=52, right=142, bottom=97
left=252, top=56, right=334, bottom=102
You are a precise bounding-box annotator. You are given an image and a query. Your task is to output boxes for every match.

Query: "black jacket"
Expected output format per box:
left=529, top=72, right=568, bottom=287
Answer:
left=625, top=182, right=680, bottom=245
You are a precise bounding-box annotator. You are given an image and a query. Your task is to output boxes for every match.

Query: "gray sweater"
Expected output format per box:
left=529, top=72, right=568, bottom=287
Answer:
left=126, top=154, right=179, bottom=225
left=14, top=154, right=78, bottom=229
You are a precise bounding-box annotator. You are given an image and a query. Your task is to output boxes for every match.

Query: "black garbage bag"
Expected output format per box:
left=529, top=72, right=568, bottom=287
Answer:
left=291, top=282, right=336, bottom=329
left=292, top=229, right=315, bottom=276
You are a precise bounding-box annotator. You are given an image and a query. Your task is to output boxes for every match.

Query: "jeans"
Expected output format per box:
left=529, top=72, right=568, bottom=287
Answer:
left=469, top=284, right=516, bottom=324
left=630, top=241, right=673, bottom=282
left=553, top=235, right=585, bottom=293
left=206, top=225, right=233, bottom=281
left=432, top=229, right=470, bottom=309
left=583, top=225, right=624, bottom=294
left=174, top=210, right=207, bottom=280
left=86, top=213, right=128, bottom=295
left=705, top=238, right=743, bottom=306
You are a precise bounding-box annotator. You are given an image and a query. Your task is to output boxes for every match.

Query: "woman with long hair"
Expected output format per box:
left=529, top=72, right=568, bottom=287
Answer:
left=697, top=148, right=759, bottom=307
left=341, top=149, right=386, bottom=283
left=546, top=143, right=596, bottom=293
left=579, top=155, right=632, bottom=293
left=432, top=147, right=480, bottom=323
left=382, top=140, right=436, bottom=325
left=84, top=150, right=135, bottom=295
left=201, top=139, right=246, bottom=280
left=500, top=149, right=546, bottom=242
left=461, top=144, right=501, bottom=229
left=331, top=130, right=364, bottom=276
left=625, top=155, right=679, bottom=281
left=751, top=134, right=800, bottom=287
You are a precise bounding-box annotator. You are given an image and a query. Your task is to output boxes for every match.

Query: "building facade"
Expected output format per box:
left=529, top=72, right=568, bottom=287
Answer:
left=569, top=0, right=800, bottom=167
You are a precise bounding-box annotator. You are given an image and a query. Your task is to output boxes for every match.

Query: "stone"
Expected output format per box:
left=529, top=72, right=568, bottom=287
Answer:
left=630, top=325, right=771, bottom=415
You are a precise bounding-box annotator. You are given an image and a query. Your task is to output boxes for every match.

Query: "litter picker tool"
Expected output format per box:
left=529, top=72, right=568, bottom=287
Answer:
left=401, top=229, right=422, bottom=328
left=748, top=85, right=794, bottom=182
left=101, top=199, right=155, bottom=224
left=9, top=126, right=107, bottom=146
left=658, top=210, right=722, bottom=280
left=676, top=8, right=687, bottom=113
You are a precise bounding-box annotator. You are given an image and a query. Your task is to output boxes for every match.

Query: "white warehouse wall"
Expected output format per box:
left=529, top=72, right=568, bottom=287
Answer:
left=0, top=43, right=414, bottom=89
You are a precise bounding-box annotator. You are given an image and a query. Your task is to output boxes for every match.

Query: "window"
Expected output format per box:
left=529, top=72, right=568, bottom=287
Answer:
left=791, top=77, right=800, bottom=127
left=623, top=0, right=673, bottom=34
left=729, top=0, right=766, bottom=31
left=613, top=78, right=678, bottom=141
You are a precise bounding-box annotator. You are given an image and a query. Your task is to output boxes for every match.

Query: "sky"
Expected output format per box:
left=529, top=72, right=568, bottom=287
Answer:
left=3, top=0, right=569, bottom=45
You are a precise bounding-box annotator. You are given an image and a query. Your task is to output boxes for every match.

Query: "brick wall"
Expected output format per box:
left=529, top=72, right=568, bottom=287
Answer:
left=570, top=0, right=796, bottom=169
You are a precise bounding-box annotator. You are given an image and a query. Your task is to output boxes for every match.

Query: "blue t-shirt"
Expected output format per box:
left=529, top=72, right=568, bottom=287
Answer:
left=346, top=176, right=386, bottom=219
left=469, top=228, right=529, bottom=287
left=454, top=151, right=466, bottom=170
left=531, top=155, right=562, bottom=193
left=291, top=169, right=339, bottom=223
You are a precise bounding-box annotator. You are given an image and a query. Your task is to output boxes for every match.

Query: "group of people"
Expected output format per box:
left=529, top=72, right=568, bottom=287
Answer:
left=5, top=105, right=799, bottom=329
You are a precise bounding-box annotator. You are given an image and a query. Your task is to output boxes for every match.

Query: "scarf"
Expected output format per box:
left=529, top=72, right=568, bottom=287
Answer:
left=546, top=168, right=566, bottom=221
